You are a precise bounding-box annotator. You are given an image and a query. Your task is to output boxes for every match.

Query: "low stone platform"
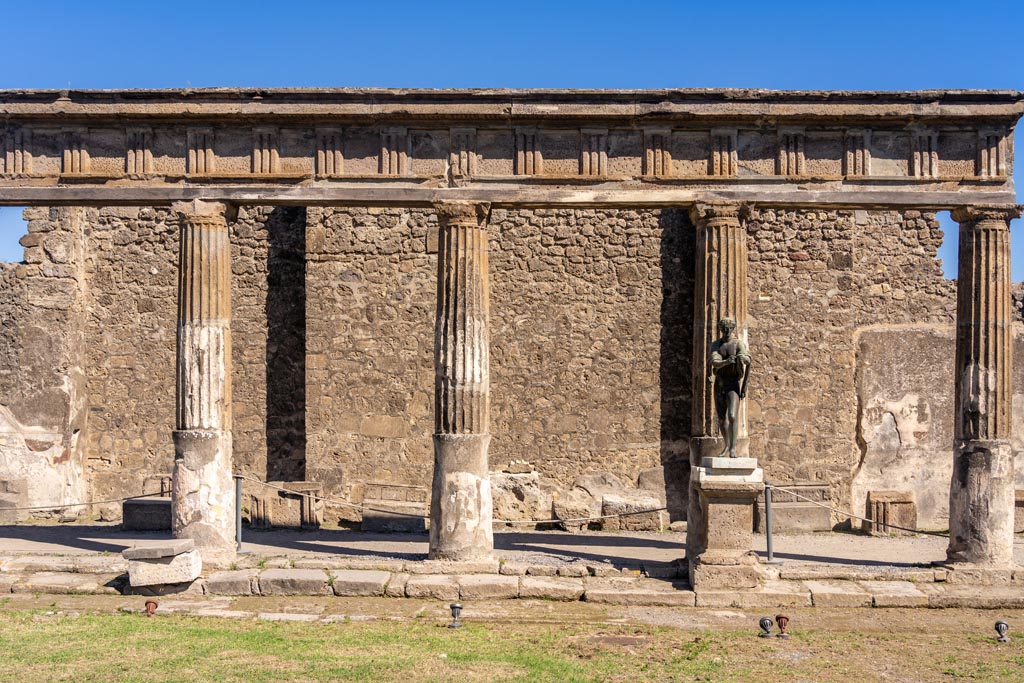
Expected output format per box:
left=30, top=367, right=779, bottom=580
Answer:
left=0, top=551, right=1022, bottom=608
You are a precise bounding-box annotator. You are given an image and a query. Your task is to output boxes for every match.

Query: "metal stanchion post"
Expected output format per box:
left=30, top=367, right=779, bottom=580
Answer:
left=234, top=475, right=243, bottom=553
left=765, top=481, right=775, bottom=563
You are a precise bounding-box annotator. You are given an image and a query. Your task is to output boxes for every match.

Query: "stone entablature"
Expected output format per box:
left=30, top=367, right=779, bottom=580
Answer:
left=0, top=90, right=1019, bottom=207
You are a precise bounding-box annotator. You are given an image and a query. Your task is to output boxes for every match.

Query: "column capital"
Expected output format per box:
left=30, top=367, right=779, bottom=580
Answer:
left=433, top=201, right=490, bottom=228
left=172, top=200, right=235, bottom=226
left=950, top=204, right=1022, bottom=226
left=688, top=201, right=745, bottom=225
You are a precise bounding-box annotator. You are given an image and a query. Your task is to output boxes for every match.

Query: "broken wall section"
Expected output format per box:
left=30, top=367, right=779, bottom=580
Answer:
left=0, top=207, right=89, bottom=517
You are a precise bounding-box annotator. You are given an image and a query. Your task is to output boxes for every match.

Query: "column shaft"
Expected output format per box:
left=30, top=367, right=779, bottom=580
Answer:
left=429, top=201, right=494, bottom=561
left=947, top=205, right=1020, bottom=566
left=172, top=200, right=235, bottom=566
left=686, top=201, right=748, bottom=558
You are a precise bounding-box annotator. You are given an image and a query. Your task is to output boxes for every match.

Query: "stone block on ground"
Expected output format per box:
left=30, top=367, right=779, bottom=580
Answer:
left=249, top=481, right=322, bottom=529
left=490, top=472, right=552, bottom=526
left=498, top=561, right=529, bottom=576
left=121, top=498, right=172, bottom=531
left=258, top=568, right=330, bottom=596
left=557, top=563, right=589, bottom=578
left=804, top=580, right=873, bottom=607
left=404, top=575, right=459, bottom=600
left=600, top=492, right=667, bottom=532
left=73, top=556, right=128, bottom=574
left=123, top=540, right=200, bottom=588
left=3, top=556, right=77, bottom=573
left=552, top=487, right=598, bottom=532
left=857, top=580, right=928, bottom=607
left=359, top=483, right=427, bottom=533
left=864, top=490, right=917, bottom=536
left=330, top=570, right=391, bottom=597
left=519, top=576, right=585, bottom=601
left=206, top=570, right=256, bottom=595
left=942, top=565, right=1013, bottom=586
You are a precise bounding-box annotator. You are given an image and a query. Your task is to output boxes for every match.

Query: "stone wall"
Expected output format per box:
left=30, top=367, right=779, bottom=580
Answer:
left=0, top=203, right=1021, bottom=530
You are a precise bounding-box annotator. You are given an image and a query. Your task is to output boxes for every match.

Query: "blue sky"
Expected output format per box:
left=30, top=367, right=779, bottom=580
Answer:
left=0, top=0, right=1021, bottom=278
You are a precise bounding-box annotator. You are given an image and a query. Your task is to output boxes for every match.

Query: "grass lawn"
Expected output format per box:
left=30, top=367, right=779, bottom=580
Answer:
left=0, top=609, right=1022, bottom=682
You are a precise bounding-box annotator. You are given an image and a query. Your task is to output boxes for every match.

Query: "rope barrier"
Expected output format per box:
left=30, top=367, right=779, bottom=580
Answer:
left=767, top=483, right=950, bottom=538
left=0, top=492, right=166, bottom=513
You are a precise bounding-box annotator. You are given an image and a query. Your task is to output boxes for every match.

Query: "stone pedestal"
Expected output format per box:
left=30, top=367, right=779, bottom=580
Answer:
left=689, top=457, right=764, bottom=589
left=171, top=201, right=236, bottom=568
left=429, top=202, right=494, bottom=561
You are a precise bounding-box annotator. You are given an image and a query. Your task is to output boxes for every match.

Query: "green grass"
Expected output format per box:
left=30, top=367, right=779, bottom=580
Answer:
left=0, top=610, right=1021, bottom=683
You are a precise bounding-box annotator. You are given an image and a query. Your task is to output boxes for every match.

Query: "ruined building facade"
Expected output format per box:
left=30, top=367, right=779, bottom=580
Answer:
left=0, top=90, right=1020, bottom=564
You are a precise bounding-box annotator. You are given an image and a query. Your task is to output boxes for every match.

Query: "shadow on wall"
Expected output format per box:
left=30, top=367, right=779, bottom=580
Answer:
left=265, top=206, right=307, bottom=481
left=658, top=208, right=695, bottom=522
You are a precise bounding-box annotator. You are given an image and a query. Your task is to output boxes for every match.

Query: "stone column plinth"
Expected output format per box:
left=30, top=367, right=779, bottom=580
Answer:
left=947, top=205, right=1021, bottom=567
left=689, top=457, right=764, bottom=589
left=686, top=202, right=749, bottom=562
left=172, top=200, right=236, bottom=568
left=429, top=201, right=494, bottom=561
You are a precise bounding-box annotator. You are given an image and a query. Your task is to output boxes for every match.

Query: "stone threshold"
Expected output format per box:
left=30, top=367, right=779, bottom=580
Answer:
left=0, top=554, right=1022, bottom=608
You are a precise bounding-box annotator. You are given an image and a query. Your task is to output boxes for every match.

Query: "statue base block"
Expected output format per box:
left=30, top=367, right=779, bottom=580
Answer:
left=688, top=460, right=765, bottom=589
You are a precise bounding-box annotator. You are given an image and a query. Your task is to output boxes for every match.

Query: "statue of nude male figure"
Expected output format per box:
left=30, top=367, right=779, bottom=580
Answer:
left=708, top=317, right=751, bottom=458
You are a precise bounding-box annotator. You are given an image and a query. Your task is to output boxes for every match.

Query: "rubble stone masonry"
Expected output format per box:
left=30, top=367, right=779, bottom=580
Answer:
left=4, top=201, right=1011, bottom=528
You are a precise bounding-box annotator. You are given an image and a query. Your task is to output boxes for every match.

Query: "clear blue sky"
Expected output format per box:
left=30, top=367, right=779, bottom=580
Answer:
left=1, top=0, right=1021, bottom=278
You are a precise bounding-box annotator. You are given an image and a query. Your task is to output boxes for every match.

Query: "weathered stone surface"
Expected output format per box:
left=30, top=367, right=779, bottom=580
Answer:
left=127, top=549, right=202, bottom=587
left=384, top=573, right=410, bottom=598
left=122, top=498, right=172, bottom=531
left=600, top=492, right=667, bottom=532
left=404, top=575, right=459, bottom=600
left=258, top=568, right=329, bottom=596
left=491, top=472, right=551, bottom=524
left=695, top=580, right=811, bottom=608
left=122, top=539, right=194, bottom=560
left=13, top=572, right=121, bottom=595
left=407, top=559, right=498, bottom=575
left=519, top=576, right=585, bottom=601
left=865, top=490, right=918, bottom=536
left=923, top=584, right=1024, bottom=609
left=857, top=580, right=929, bottom=607
left=585, top=587, right=696, bottom=606
left=330, top=570, right=391, bottom=597
left=206, top=570, right=256, bottom=595
left=804, top=580, right=873, bottom=607
left=941, top=565, right=1013, bottom=585
left=458, top=574, right=520, bottom=600
left=552, top=488, right=598, bottom=532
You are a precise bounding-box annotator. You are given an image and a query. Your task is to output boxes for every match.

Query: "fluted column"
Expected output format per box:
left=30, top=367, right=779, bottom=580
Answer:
left=171, top=200, right=235, bottom=567
left=947, top=205, right=1021, bottom=567
left=686, top=201, right=749, bottom=558
left=429, top=201, right=494, bottom=560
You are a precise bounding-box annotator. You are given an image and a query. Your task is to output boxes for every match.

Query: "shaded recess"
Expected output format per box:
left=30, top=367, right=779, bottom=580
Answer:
left=658, top=208, right=695, bottom=521
left=265, top=206, right=307, bottom=481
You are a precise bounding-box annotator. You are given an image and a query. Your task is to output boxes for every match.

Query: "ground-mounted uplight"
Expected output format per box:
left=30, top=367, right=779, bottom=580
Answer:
left=144, top=600, right=158, bottom=617
left=775, top=614, right=790, bottom=639
left=995, top=621, right=1010, bottom=643
left=758, top=617, right=774, bottom=638
left=448, top=602, right=463, bottom=629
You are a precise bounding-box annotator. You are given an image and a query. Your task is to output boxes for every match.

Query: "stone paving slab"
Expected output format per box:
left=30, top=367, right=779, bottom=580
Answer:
left=12, top=572, right=122, bottom=595
left=406, top=559, right=499, bottom=575
left=779, top=565, right=942, bottom=583
left=258, top=569, right=330, bottom=596
left=257, top=612, right=320, bottom=622
left=519, top=576, right=585, bottom=601
left=804, top=580, right=873, bottom=607
left=206, top=570, right=257, bottom=595
left=696, top=580, right=812, bottom=608
left=329, top=570, right=390, bottom=597
left=585, top=587, right=696, bottom=607
left=405, top=575, right=459, bottom=600
left=458, top=574, right=520, bottom=600
left=856, top=580, right=929, bottom=607
left=918, top=583, right=1024, bottom=609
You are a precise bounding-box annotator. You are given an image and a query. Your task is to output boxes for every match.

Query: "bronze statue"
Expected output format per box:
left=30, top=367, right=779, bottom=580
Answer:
left=708, top=317, right=751, bottom=458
